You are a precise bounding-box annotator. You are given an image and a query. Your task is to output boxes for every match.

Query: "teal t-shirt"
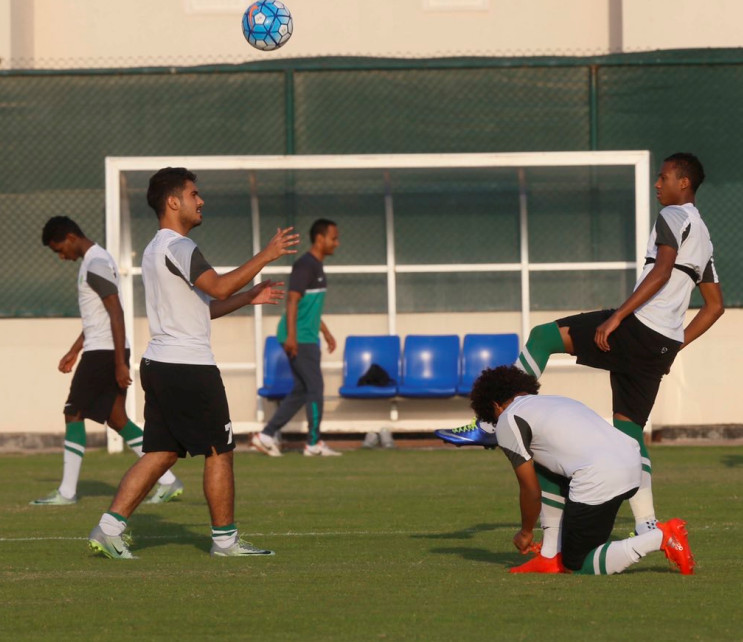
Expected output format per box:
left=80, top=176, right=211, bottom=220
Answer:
left=276, top=252, right=327, bottom=344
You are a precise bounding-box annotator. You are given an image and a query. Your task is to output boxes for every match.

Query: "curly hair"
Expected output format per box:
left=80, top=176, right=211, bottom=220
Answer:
left=469, top=365, right=540, bottom=424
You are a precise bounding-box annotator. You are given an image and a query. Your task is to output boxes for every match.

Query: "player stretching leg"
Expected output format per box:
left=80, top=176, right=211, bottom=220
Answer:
left=470, top=366, right=694, bottom=576
left=437, top=153, right=723, bottom=560
left=32, top=217, right=182, bottom=506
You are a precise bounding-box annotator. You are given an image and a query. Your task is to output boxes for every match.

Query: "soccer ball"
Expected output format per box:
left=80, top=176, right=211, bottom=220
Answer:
left=242, top=1, right=293, bottom=51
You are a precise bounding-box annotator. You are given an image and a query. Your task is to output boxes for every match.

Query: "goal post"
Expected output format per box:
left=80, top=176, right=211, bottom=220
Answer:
left=105, top=151, right=652, bottom=452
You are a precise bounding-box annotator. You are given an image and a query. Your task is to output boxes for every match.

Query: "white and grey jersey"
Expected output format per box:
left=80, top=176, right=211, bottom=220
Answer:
left=141, top=229, right=215, bottom=365
left=494, top=395, right=641, bottom=505
left=78, top=244, right=128, bottom=352
left=634, top=203, right=718, bottom=342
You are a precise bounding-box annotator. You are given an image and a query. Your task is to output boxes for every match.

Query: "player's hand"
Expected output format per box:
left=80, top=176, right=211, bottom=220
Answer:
left=513, top=529, right=534, bottom=553
left=323, top=331, right=337, bottom=354
left=115, top=363, right=132, bottom=389
left=283, top=336, right=298, bottom=359
left=594, top=315, right=620, bottom=352
left=263, top=227, right=300, bottom=262
left=249, top=280, right=285, bottom=305
left=58, top=350, right=79, bottom=373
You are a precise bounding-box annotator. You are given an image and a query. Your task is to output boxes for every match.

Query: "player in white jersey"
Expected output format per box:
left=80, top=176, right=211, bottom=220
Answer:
left=438, top=153, right=724, bottom=569
left=33, top=217, right=182, bottom=506
left=469, top=365, right=694, bottom=575
left=89, top=167, right=298, bottom=559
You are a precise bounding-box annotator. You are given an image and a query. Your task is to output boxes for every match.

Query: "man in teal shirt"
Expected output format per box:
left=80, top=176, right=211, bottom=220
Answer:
left=253, top=219, right=341, bottom=457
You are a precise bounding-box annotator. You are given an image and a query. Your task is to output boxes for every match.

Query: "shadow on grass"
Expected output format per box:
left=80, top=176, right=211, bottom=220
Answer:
left=410, top=522, right=517, bottom=540
left=413, top=523, right=521, bottom=568
left=127, top=513, right=211, bottom=554
left=77, top=480, right=119, bottom=498
left=721, top=454, right=743, bottom=467
left=428, top=545, right=517, bottom=567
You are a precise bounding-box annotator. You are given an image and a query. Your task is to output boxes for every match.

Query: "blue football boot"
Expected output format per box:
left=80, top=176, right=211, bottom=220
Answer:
left=435, top=418, right=498, bottom=449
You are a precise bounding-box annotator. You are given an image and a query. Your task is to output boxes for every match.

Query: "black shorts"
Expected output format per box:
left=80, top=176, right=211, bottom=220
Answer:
left=140, top=358, right=234, bottom=458
left=557, top=310, right=681, bottom=426
left=65, top=349, right=129, bottom=424
left=561, top=487, right=638, bottom=572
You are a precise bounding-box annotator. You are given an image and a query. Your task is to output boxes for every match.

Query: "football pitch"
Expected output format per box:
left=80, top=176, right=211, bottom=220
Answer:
left=2, top=445, right=741, bottom=641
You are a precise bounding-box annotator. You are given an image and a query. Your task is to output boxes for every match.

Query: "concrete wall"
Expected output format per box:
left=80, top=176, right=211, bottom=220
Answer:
left=1, top=0, right=742, bottom=69
left=4, top=308, right=738, bottom=440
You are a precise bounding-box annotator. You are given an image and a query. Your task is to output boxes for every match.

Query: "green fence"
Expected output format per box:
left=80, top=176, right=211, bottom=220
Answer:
left=1, top=49, right=741, bottom=317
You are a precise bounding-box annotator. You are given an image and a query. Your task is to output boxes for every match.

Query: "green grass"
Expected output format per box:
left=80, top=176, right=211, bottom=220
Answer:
left=1, top=446, right=741, bottom=641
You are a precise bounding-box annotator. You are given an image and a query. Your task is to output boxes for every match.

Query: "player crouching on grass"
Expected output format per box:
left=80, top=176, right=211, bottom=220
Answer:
left=469, top=365, right=694, bottom=575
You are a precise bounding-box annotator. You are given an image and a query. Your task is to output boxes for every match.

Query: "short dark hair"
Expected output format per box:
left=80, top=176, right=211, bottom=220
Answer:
left=469, top=365, right=541, bottom=424
left=146, top=167, right=197, bottom=218
left=310, top=218, right=337, bottom=242
left=664, top=152, right=705, bottom=193
left=42, top=216, right=84, bottom=246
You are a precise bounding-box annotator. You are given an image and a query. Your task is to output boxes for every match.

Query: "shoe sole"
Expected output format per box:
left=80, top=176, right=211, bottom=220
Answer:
left=88, top=539, right=136, bottom=560
left=438, top=439, right=497, bottom=450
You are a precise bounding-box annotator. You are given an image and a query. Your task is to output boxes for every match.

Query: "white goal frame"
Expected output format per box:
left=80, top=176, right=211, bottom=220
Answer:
left=105, top=151, right=651, bottom=451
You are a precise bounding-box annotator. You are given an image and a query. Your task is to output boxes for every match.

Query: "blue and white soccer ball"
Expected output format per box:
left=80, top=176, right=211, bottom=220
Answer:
left=242, top=1, right=293, bottom=51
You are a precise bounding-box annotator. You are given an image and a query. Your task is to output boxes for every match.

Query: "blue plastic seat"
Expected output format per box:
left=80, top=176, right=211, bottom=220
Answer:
left=257, top=336, right=294, bottom=400
left=398, top=335, right=460, bottom=398
left=457, top=333, right=520, bottom=396
left=339, top=335, right=400, bottom=398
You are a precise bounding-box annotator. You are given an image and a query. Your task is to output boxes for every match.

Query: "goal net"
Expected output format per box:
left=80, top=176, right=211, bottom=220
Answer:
left=105, top=151, right=651, bottom=450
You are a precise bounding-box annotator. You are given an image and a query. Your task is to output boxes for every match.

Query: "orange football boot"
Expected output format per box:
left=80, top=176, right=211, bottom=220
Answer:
left=657, top=518, right=695, bottom=575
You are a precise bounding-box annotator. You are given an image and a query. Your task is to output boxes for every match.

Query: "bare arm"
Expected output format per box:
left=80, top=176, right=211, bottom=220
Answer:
left=594, top=244, right=677, bottom=352
left=209, top=280, right=285, bottom=320
left=320, top=320, right=336, bottom=353
left=682, top=281, right=724, bottom=349
left=194, top=227, right=299, bottom=301
left=101, top=293, right=132, bottom=389
left=59, top=332, right=85, bottom=373
left=512, top=460, right=542, bottom=553
left=283, top=291, right=301, bottom=358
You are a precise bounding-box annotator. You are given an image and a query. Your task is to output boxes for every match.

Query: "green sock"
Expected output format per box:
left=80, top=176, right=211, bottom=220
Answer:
left=119, top=420, right=144, bottom=451
left=575, top=544, right=609, bottom=575
left=613, top=418, right=651, bottom=472
left=59, top=421, right=86, bottom=498
left=64, top=421, right=86, bottom=453
left=516, top=322, right=565, bottom=378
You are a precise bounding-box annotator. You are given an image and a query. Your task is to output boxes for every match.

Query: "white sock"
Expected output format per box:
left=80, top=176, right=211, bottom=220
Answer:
left=59, top=446, right=85, bottom=499
left=157, top=470, right=177, bottom=485
left=590, top=530, right=663, bottom=574
left=539, top=499, right=565, bottom=558
left=630, top=470, right=656, bottom=533
left=99, top=512, right=127, bottom=537
left=212, top=524, right=238, bottom=548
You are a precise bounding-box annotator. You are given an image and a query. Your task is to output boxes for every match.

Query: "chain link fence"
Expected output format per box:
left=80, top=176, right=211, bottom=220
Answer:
left=2, top=50, right=741, bottom=317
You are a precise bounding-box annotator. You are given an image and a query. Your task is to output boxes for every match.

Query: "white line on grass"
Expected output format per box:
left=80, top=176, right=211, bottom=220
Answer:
left=0, top=528, right=503, bottom=542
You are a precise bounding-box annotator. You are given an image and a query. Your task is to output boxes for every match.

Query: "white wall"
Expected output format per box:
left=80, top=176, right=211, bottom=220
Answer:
left=1, top=0, right=742, bottom=69
left=2, top=309, right=738, bottom=439
left=622, top=0, right=743, bottom=51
